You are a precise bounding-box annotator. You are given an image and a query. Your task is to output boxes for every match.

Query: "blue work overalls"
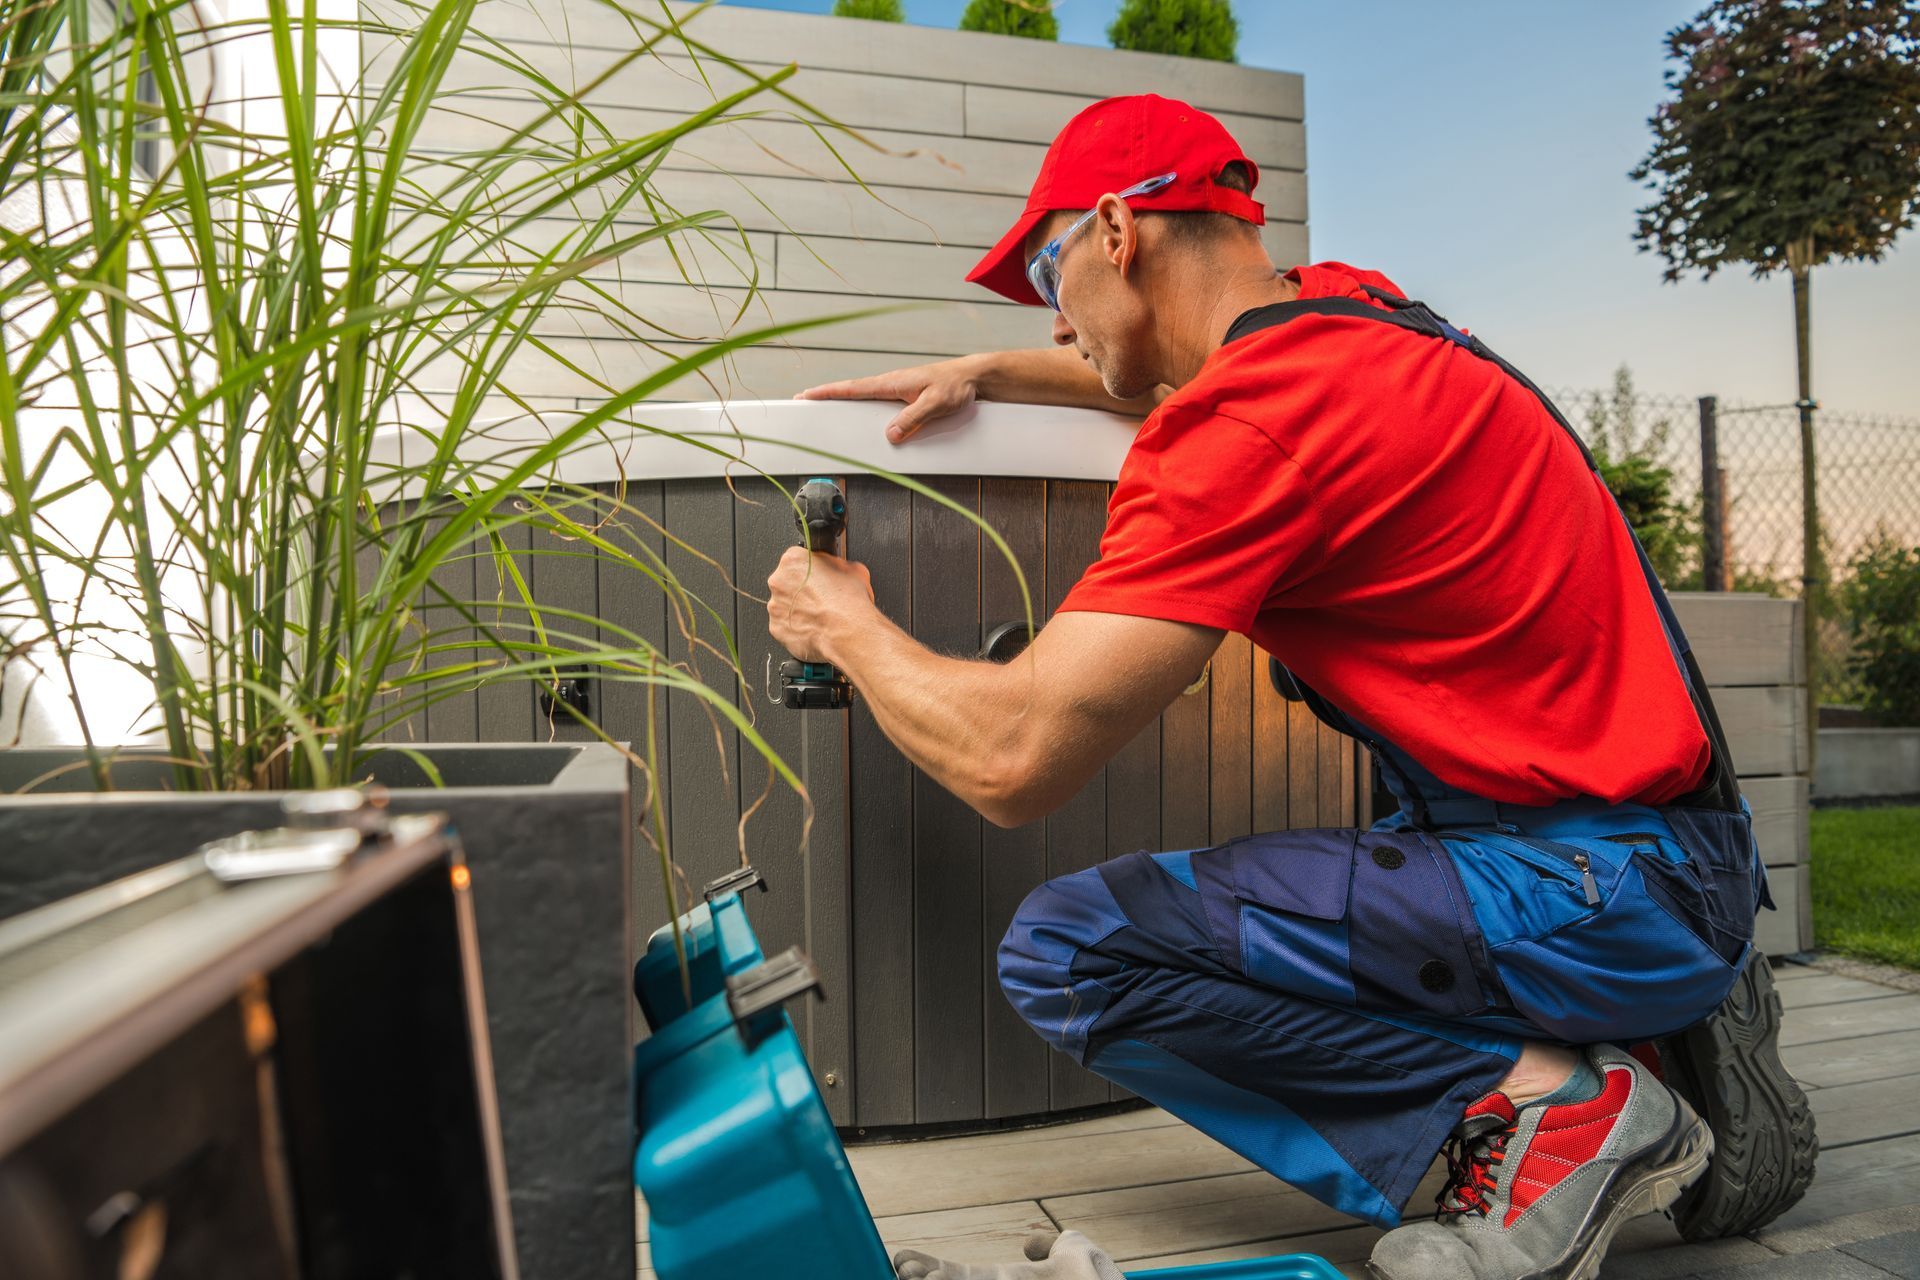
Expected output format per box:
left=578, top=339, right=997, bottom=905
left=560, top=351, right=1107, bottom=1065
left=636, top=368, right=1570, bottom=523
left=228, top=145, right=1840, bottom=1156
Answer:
left=997, top=292, right=1775, bottom=1231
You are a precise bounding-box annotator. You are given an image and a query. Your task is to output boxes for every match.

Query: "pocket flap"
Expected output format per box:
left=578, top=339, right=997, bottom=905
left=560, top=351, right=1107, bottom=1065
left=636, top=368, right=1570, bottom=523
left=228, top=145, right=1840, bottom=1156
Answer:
left=1229, top=828, right=1357, bottom=922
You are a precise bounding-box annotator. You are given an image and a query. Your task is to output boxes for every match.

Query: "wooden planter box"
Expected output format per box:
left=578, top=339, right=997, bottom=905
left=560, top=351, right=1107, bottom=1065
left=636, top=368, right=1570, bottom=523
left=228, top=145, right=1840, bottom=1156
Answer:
left=1670, top=592, right=1814, bottom=957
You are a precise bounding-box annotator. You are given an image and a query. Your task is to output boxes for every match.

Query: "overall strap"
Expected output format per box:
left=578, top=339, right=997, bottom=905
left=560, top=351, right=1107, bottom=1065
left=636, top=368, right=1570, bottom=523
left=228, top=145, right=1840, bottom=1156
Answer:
left=1231, top=288, right=1744, bottom=814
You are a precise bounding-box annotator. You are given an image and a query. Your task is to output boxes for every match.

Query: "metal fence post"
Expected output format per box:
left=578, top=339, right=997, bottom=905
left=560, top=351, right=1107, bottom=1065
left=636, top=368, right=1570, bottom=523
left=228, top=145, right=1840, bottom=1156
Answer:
left=1698, top=396, right=1728, bottom=591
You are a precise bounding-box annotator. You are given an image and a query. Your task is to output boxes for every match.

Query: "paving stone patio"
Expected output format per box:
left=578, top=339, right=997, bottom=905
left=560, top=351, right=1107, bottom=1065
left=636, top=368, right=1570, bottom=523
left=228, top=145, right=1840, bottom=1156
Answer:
left=638, top=955, right=1920, bottom=1278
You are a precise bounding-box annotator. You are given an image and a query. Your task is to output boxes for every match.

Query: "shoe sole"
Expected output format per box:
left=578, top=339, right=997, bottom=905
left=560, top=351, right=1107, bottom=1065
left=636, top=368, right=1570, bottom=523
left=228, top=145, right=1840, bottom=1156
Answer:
left=1550, top=1098, right=1714, bottom=1280
left=1657, top=950, right=1819, bottom=1240
left=1365, top=1098, right=1714, bottom=1280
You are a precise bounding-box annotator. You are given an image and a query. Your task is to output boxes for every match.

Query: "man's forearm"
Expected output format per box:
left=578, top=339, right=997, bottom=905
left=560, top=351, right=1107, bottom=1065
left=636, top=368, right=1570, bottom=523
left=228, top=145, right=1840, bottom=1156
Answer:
left=823, top=610, right=1035, bottom=828
left=968, top=346, right=1165, bottom=417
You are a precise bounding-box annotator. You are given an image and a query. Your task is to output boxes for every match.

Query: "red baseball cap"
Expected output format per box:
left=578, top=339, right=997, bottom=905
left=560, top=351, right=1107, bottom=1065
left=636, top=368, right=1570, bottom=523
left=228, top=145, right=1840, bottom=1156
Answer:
left=966, top=93, right=1265, bottom=306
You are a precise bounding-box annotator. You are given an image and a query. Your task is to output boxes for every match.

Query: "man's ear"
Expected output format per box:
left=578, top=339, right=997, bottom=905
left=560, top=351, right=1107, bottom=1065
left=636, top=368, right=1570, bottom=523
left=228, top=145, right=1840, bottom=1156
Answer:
left=1096, top=192, right=1139, bottom=280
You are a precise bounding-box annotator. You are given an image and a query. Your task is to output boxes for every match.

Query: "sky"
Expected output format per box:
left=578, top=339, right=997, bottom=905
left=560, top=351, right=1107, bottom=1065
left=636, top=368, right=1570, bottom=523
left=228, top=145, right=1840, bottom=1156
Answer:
left=725, top=0, right=1918, bottom=418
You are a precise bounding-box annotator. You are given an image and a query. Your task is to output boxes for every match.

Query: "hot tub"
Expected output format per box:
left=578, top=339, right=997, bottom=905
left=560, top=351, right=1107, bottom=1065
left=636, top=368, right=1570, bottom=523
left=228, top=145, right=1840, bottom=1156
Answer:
left=368, top=398, right=1368, bottom=1133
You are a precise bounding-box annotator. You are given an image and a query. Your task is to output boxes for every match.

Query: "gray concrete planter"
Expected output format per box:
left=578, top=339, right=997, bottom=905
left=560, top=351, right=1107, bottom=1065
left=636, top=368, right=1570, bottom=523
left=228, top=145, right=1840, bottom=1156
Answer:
left=0, top=742, right=632, bottom=1280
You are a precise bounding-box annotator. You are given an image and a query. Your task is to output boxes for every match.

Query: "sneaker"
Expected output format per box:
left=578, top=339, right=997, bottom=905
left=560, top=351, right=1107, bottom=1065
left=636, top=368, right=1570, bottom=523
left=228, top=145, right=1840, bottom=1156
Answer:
left=1655, top=950, right=1819, bottom=1240
left=1367, top=1044, right=1713, bottom=1280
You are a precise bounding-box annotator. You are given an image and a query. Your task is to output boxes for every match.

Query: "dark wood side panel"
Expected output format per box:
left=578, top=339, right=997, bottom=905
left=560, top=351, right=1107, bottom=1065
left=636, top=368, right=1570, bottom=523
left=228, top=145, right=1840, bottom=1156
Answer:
left=356, top=516, right=397, bottom=745
left=979, top=478, right=1050, bottom=1120
left=731, top=476, right=810, bottom=962
left=1287, top=698, right=1320, bottom=827
left=1160, top=642, right=1211, bottom=853
left=1209, top=631, right=1254, bottom=844
left=529, top=490, right=600, bottom=745
left=660, top=480, right=741, bottom=897
left=910, top=478, right=985, bottom=1124
left=727, top=475, right=856, bottom=1122
left=1042, top=480, right=1111, bottom=1112
left=593, top=481, right=670, bottom=1052
left=1253, top=643, right=1290, bottom=833
left=475, top=507, right=534, bottom=745
left=1317, top=718, right=1347, bottom=828
left=423, top=503, right=479, bottom=743
left=845, top=474, right=915, bottom=1128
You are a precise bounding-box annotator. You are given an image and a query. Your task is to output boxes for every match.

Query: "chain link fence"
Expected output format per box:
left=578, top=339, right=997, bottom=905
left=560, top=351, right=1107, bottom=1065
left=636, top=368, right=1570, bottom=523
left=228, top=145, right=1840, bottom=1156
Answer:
left=1545, top=381, right=1920, bottom=714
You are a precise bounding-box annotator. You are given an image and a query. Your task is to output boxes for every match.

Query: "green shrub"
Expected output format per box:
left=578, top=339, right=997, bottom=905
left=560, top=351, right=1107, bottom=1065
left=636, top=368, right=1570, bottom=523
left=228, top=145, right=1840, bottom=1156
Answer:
left=1582, top=368, right=1699, bottom=587
left=833, top=0, right=904, bottom=20
left=958, top=0, right=1058, bottom=40
left=1841, top=532, right=1920, bottom=725
left=1108, top=0, right=1238, bottom=62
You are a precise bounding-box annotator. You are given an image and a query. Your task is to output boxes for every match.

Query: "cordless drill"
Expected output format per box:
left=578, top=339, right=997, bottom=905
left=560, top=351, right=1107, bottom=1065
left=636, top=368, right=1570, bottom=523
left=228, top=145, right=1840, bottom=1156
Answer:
left=779, top=478, right=854, bottom=710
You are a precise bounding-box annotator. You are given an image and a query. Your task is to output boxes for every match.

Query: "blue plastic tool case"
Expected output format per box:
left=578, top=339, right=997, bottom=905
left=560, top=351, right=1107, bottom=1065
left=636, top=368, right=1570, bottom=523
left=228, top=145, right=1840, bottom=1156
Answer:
left=632, top=870, right=1342, bottom=1280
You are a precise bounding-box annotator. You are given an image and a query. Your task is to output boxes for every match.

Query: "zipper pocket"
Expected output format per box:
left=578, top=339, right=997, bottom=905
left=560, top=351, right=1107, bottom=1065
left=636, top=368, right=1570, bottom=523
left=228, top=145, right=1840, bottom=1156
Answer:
left=1469, top=832, right=1604, bottom=906
left=1570, top=852, right=1601, bottom=906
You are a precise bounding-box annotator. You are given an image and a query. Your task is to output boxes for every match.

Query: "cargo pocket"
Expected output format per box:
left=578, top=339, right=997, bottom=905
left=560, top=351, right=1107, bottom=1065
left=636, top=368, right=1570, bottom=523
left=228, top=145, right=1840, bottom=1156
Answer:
left=1487, top=821, right=1749, bottom=1043
left=1645, top=805, right=1764, bottom=962
left=1219, top=827, right=1495, bottom=1019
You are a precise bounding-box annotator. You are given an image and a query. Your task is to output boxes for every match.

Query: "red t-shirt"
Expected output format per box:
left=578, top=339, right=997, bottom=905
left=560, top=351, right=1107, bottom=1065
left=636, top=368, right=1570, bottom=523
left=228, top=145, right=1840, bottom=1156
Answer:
left=1058, top=261, right=1710, bottom=807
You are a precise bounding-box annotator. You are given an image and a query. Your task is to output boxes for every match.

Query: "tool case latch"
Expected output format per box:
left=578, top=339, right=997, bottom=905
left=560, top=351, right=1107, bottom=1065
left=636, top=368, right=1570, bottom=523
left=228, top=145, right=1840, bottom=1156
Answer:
left=725, top=947, right=823, bottom=1042
left=703, top=865, right=767, bottom=902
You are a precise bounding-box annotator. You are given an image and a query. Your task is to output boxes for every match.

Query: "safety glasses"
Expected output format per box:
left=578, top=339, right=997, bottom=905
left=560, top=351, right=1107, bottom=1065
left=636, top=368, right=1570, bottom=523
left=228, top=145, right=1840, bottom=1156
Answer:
left=1023, top=172, right=1177, bottom=312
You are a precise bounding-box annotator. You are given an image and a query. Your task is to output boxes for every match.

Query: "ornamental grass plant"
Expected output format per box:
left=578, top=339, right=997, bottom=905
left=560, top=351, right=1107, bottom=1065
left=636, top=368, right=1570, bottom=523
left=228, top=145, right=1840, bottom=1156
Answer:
left=0, top=0, right=1028, bottom=933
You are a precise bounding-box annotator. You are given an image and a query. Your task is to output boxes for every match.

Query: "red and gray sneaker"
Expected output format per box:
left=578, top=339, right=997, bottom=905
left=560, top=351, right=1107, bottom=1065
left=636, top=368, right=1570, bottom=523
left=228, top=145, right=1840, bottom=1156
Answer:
left=1368, top=1044, right=1713, bottom=1280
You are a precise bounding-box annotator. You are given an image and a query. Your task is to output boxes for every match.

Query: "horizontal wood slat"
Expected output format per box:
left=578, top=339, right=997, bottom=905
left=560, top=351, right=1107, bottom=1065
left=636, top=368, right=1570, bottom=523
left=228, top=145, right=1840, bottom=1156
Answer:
left=426, top=0, right=1307, bottom=119
left=1710, top=684, right=1809, bottom=778
left=1756, top=864, right=1811, bottom=958
left=1672, top=593, right=1805, bottom=686
left=964, top=84, right=1306, bottom=167
left=1742, top=774, right=1810, bottom=867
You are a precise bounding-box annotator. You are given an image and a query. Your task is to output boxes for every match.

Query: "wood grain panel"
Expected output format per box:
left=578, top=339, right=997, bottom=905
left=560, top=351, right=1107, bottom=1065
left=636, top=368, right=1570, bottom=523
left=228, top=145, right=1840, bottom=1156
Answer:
left=730, top=476, right=813, bottom=969
left=1316, top=718, right=1347, bottom=829
left=1756, top=864, right=1811, bottom=957
left=964, top=84, right=1307, bottom=159
left=367, top=45, right=968, bottom=136
left=526, top=280, right=1032, bottom=358
left=911, top=478, right=986, bottom=1124
left=357, top=512, right=407, bottom=745
left=594, top=482, right=673, bottom=978
left=659, top=480, right=740, bottom=896
left=423, top=502, right=479, bottom=742
left=1043, top=480, right=1110, bottom=1111
left=728, top=474, right=856, bottom=1120
left=1672, top=594, right=1804, bottom=686
left=845, top=474, right=916, bottom=1127
left=1208, top=632, right=1253, bottom=844
left=1743, top=774, right=1810, bottom=867
left=529, top=489, right=601, bottom=744
left=1251, top=646, right=1290, bottom=834
left=1286, top=699, right=1320, bottom=829
left=979, top=478, right=1050, bottom=1120
left=1161, top=669, right=1211, bottom=852
left=1713, top=685, right=1809, bottom=777
left=449, top=0, right=1306, bottom=119
left=475, top=507, right=535, bottom=745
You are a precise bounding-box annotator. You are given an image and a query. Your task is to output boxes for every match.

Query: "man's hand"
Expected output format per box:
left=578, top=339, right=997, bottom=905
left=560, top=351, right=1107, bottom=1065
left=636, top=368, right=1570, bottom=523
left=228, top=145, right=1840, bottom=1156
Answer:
left=796, top=348, right=1167, bottom=445
left=766, top=544, right=876, bottom=664
left=795, top=356, right=983, bottom=444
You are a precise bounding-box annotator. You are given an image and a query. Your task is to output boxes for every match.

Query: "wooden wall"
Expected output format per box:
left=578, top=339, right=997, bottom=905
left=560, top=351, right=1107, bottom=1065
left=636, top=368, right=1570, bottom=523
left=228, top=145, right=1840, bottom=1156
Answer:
left=360, top=0, right=1311, bottom=405
left=1671, top=593, right=1813, bottom=957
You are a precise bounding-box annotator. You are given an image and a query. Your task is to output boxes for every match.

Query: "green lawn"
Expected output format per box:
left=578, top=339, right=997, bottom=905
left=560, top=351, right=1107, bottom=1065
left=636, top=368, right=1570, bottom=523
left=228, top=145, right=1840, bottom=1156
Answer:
left=1811, top=805, right=1920, bottom=971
